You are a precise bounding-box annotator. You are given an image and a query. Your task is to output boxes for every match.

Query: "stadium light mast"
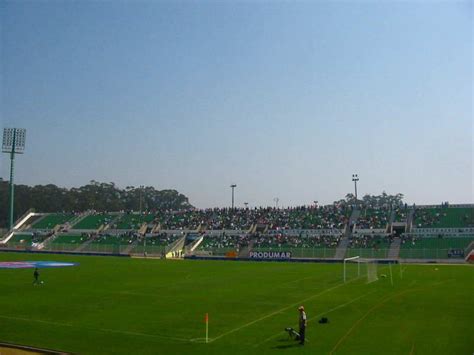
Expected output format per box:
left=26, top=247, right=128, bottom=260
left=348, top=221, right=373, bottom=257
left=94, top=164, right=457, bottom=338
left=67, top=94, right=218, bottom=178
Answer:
left=230, top=184, right=237, bottom=209
left=274, top=197, right=279, bottom=208
left=2, top=128, right=26, bottom=230
left=352, top=174, right=359, bottom=202
left=139, top=185, right=144, bottom=214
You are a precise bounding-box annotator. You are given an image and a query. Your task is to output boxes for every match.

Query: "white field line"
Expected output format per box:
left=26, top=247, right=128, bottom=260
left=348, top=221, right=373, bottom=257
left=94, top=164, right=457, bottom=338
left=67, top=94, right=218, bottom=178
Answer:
left=280, top=276, right=316, bottom=286
left=329, top=288, right=418, bottom=354
left=0, top=314, right=190, bottom=343
left=254, top=290, right=376, bottom=347
left=329, top=279, right=453, bottom=354
left=210, top=277, right=361, bottom=343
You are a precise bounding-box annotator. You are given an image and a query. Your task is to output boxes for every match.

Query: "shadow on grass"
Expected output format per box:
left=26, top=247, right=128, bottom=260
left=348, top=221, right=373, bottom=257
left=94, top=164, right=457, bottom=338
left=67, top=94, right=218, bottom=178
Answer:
left=273, top=340, right=301, bottom=350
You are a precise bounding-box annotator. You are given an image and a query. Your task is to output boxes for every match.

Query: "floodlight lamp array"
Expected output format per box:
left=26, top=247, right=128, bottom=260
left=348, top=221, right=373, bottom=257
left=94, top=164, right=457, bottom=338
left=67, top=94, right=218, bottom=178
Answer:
left=2, top=128, right=26, bottom=153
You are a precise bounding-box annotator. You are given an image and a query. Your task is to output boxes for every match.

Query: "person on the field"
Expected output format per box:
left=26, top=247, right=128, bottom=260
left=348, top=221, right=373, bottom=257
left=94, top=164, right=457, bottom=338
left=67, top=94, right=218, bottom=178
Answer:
left=33, top=268, right=40, bottom=285
left=298, top=306, right=307, bottom=345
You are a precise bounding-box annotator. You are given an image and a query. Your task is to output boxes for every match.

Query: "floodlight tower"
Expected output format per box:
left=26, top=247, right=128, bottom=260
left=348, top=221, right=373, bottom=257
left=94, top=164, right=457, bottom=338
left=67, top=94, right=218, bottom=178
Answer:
left=274, top=197, right=279, bottom=208
left=2, top=128, right=26, bottom=230
left=139, top=185, right=144, bottom=215
left=230, top=184, right=237, bottom=209
left=352, top=174, right=359, bottom=202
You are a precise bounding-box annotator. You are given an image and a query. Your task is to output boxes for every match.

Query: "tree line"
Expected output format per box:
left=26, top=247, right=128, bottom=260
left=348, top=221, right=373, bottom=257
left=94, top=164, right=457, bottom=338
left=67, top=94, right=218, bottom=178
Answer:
left=341, top=192, right=405, bottom=208
left=0, top=176, right=407, bottom=228
left=0, top=180, right=192, bottom=228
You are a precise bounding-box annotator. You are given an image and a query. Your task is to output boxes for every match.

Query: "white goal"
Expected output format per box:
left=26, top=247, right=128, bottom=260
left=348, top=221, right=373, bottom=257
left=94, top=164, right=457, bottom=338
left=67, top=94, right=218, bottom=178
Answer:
left=343, top=256, right=378, bottom=284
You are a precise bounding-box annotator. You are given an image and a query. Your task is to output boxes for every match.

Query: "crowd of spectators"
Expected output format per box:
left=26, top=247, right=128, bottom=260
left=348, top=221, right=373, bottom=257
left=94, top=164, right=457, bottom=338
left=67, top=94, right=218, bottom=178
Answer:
left=198, top=232, right=341, bottom=250
left=31, top=232, right=53, bottom=244
left=356, top=207, right=390, bottom=229
left=400, top=234, right=419, bottom=246
left=393, top=206, right=408, bottom=222
left=413, top=209, right=444, bottom=228
left=143, top=233, right=182, bottom=246
left=253, top=233, right=341, bottom=248
left=348, top=235, right=393, bottom=249
left=199, top=233, right=252, bottom=250
left=156, top=205, right=350, bottom=231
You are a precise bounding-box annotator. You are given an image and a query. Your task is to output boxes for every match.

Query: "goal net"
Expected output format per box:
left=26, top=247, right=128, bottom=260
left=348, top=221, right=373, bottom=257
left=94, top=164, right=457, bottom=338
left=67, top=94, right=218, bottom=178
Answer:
left=343, top=256, right=378, bottom=284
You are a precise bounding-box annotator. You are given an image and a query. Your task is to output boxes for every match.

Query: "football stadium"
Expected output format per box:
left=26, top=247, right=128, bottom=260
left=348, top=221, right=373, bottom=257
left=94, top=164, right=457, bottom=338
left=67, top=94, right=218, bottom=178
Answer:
left=1, top=1, right=473, bottom=354
left=0, top=202, right=473, bottom=354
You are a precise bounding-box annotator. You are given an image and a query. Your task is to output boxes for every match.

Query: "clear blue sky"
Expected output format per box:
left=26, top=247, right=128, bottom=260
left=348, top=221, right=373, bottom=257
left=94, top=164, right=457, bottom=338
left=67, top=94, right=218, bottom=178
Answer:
left=1, top=1, right=472, bottom=208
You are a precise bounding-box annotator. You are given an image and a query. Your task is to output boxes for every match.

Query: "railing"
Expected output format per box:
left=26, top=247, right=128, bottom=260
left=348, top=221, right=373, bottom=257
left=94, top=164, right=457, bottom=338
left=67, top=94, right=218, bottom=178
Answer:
left=399, top=248, right=465, bottom=259
left=251, top=247, right=337, bottom=258
left=0, top=243, right=469, bottom=260
left=345, top=248, right=390, bottom=259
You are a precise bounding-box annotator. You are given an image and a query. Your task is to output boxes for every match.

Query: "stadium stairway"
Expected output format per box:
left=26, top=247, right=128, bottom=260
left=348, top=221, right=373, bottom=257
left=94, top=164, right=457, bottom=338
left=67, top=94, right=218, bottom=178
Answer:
left=103, top=215, right=122, bottom=232
left=406, top=209, right=415, bottom=233
left=186, top=235, right=204, bottom=254
left=347, top=209, right=360, bottom=235
left=165, top=235, right=186, bottom=258
left=38, top=233, right=58, bottom=250
left=74, top=235, right=97, bottom=253
left=387, top=210, right=396, bottom=232
left=335, top=208, right=357, bottom=260
left=465, top=241, right=474, bottom=263
left=0, top=210, right=37, bottom=243
left=67, top=213, right=90, bottom=230
left=151, top=223, right=161, bottom=234
left=122, top=239, right=139, bottom=255
left=334, top=237, right=350, bottom=259
left=388, top=237, right=401, bottom=259
left=237, top=237, right=256, bottom=258
left=138, top=223, right=148, bottom=235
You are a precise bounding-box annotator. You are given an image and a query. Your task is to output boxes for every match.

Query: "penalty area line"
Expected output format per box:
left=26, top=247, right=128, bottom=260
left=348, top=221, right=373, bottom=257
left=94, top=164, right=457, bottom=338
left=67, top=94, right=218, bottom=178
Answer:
left=210, top=277, right=361, bottom=343
left=329, top=287, right=418, bottom=354
left=254, top=289, right=376, bottom=347
left=328, top=279, right=452, bottom=355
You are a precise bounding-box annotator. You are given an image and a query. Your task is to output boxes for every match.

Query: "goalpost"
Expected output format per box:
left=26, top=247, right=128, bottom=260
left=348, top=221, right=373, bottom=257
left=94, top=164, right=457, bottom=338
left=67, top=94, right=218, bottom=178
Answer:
left=343, top=256, right=378, bottom=283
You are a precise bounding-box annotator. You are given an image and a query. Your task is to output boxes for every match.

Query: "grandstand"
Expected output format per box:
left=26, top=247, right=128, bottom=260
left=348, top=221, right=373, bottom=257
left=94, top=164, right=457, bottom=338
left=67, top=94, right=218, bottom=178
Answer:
left=1, top=204, right=473, bottom=261
left=72, top=213, right=116, bottom=230
left=113, top=213, right=156, bottom=230
left=414, top=206, right=474, bottom=228
left=6, top=233, right=34, bottom=247
left=399, top=235, right=473, bottom=259
left=47, top=234, right=90, bottom=251
left=31, top=213, right=75, bottom=230
left=356, top=207, right=390, bottom=230
left=345, top=235, right=392, bottom=259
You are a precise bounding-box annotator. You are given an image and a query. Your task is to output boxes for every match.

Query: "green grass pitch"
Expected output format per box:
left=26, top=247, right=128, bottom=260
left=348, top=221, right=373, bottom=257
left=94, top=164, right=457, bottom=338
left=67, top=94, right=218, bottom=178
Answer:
left=0, top=253, right=472, bottom=354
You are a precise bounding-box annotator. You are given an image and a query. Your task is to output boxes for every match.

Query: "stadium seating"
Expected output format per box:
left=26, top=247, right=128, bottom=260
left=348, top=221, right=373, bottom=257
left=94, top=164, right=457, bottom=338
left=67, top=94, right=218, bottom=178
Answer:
left=6, top=233, right=50, bottom=248
left=356, top=207, right=390, bottom=229
left=47, top=234, right=92, bottom=251
left=31, top=213, right=75, bottom=229
left=284, top=206, right=349, bottom=230
left=399, top=236, right=474, bottom=258
left=393, top=207, right=408, bottom=223
left=72, top=214, right=115, bottom=230
left=414, top=207, right=474, bottom=228
left=7, top=233, right=34, bottom=246
left=132, top=233, right=182, bottom=254
left=4, top=205, right=472, bottom=260
left=253, top=235, right=339, bottom=258
left=345, top=235, right=392, bottom=258
left=113, top=213, right=156, bottom=230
